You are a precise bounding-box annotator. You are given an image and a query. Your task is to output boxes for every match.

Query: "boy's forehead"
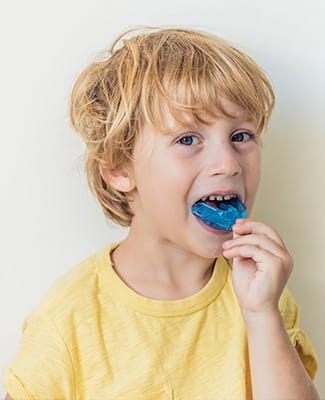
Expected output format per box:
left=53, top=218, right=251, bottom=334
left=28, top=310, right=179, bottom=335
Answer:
left=217, top=97, right=253, bottom=120
left=156, top=99, right=255, bottom=132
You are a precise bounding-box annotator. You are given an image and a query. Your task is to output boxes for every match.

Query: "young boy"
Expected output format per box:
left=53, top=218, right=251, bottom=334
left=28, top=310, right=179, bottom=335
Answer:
left=3, top=27, right=319, bottom=399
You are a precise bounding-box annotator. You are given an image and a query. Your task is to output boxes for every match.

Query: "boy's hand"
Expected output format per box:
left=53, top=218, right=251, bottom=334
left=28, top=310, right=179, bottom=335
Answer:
left=222, top=219, right=293, bottom=319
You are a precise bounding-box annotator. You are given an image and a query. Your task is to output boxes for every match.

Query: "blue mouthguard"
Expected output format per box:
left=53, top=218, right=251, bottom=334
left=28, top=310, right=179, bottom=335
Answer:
left=191, top=197, right=247, bottom=232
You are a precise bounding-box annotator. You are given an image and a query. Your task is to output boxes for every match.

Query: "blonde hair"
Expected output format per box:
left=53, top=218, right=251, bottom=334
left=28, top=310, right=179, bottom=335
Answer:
left=69, top=27, right=275, bottom=227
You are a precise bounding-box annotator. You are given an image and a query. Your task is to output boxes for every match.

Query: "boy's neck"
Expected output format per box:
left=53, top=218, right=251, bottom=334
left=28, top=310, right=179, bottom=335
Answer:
left=111, top=230, right=216, bottom=301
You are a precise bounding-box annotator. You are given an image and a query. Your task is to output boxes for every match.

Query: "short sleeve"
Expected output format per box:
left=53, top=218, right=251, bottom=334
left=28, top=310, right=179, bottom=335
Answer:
left=2, top=312, right=75, bottom=400
left=279, top=287, right=318, bottom=380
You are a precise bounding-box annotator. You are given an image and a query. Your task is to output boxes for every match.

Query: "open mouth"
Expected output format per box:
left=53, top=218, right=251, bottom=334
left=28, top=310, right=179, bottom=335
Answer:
left=192, top=193, right=247, bottom=232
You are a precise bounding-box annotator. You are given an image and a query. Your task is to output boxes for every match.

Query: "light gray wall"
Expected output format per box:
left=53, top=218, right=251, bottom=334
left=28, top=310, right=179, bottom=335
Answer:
left=1, top=0, right=324, bottom=396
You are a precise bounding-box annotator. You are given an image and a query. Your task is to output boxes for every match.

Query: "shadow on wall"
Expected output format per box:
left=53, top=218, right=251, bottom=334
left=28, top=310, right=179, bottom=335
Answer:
left=290, top=274, right=325, bottom=393
left=253, top=123, right=325, bottom=395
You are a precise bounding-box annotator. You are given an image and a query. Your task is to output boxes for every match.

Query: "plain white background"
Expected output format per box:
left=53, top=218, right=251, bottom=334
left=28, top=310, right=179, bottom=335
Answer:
left=0, top=0, right=324, bottom=397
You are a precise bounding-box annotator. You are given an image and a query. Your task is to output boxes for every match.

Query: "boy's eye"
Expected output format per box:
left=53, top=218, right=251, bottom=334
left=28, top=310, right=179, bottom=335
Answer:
left=231, top=131, right=255, bottom=142
left=178, top=135, right=200, bottom=146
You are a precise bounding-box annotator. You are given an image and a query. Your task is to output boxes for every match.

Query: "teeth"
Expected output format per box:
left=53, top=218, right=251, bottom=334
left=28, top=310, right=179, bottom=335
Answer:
left=201, top=193, right=237, bottom=202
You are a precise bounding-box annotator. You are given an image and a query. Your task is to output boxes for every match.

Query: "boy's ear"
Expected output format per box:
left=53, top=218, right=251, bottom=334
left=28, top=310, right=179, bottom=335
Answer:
left=100, top=166, right=135, bottom=193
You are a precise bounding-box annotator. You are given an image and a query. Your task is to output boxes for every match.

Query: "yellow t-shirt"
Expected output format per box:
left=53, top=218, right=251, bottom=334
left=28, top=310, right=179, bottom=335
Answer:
left=3, top=243, right=318, bottom=399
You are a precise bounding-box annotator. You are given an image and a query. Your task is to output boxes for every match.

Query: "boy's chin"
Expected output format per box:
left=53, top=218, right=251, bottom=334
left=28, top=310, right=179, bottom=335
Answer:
left=189, top=231, right=232, bottom=259
left=191, top=243, right=226, bottom=260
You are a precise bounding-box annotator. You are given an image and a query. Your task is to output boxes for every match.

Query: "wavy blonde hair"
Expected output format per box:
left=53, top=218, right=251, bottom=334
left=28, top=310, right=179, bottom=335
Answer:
left=69, top=27, right=275, bottom=227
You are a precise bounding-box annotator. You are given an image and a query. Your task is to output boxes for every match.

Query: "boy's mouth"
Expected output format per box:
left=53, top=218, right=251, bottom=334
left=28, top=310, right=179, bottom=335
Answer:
left=192, top=193, right=247, bottom=232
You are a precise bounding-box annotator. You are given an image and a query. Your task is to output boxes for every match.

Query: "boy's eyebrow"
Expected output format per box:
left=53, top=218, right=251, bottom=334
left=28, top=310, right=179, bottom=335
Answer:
left=165, top=120, right=257, bottom=137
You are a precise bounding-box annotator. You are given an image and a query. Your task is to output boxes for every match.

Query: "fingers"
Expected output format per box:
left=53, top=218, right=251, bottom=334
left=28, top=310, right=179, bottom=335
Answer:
left=222, top=218, right=293, bottom=273
left=223, top=243, right=292, bottom=273
left=223, top=244, right=277, bottom=266
left=222, top=233, right=286, bottom=260
left=224, top=219, right=294, bottom=315
left=232, top=218, right=286, bottom=248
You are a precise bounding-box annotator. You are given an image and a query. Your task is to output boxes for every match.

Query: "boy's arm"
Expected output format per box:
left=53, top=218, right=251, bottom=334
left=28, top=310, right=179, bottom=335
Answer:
left=222, top=218, right=320, bottom=399
left=245, top=310, right=319, bottom=399
left=4, top=394, right=13, bottom=400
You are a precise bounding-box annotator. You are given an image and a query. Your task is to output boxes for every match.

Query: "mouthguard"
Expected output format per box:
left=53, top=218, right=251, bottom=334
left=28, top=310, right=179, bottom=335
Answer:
left=191, top=197, right=247, bottom=232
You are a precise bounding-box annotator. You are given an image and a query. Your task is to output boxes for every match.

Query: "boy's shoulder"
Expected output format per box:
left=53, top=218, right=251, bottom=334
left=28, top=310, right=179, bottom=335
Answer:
left=27, top=243, right=118, bottom=322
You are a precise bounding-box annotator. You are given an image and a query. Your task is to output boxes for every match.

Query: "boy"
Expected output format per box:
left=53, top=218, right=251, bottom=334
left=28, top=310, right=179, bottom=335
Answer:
left=3, top=27, right=319, bottom=399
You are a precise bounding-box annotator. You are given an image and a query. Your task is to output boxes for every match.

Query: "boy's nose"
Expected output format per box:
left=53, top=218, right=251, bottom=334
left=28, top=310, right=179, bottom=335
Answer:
left=205, top=146, right=242, bottom=177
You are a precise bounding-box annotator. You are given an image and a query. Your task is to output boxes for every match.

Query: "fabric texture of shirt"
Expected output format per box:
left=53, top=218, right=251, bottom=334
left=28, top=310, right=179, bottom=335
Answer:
left=3, top=243, right=318, bottom=399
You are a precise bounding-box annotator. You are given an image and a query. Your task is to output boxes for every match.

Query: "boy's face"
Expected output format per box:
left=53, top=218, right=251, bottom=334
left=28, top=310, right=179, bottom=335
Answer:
left=128, top=100, right=261, bottom=259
